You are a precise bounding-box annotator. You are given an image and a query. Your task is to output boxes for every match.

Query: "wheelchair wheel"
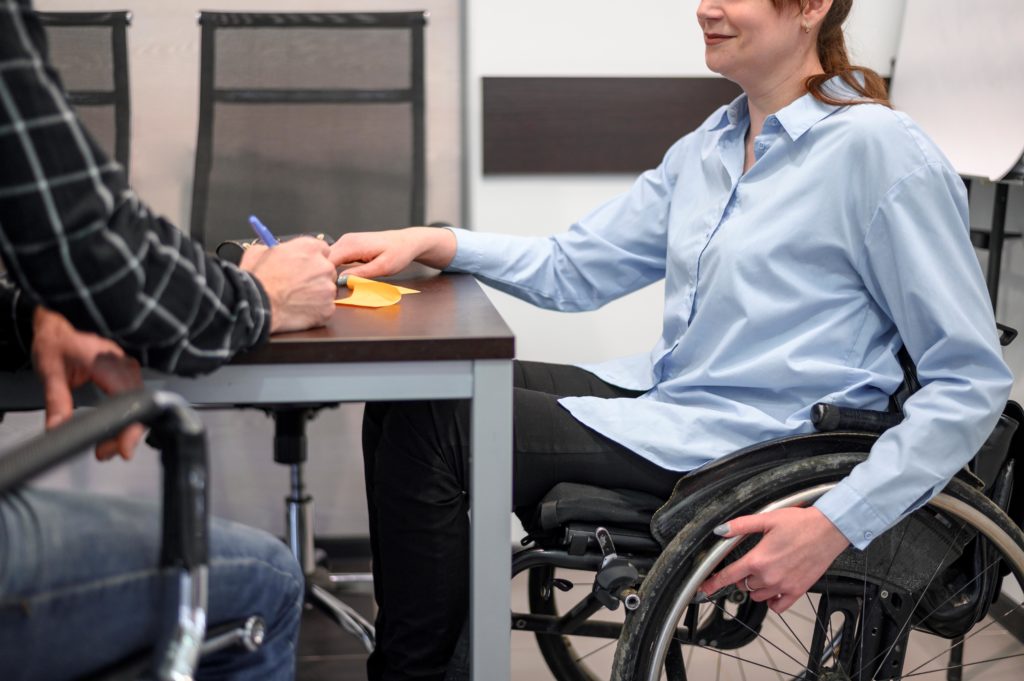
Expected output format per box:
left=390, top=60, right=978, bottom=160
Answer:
left=528, top=565, right=620, bottom=681
left=613, top=454, right=1024, bottom=681
left=527, top=562, right=766, bottom=680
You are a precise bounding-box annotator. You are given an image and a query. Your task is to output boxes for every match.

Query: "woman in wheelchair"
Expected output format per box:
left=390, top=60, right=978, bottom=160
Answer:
left=330, top=1, right=1020, bottom=680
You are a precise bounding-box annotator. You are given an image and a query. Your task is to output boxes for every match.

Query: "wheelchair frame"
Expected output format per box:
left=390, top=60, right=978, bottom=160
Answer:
left=512, top=405, right=1024, bottom=681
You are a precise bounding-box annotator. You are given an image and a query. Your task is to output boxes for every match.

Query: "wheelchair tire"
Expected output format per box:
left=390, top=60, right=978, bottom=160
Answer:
left=612, top=453, right=1024, bottom=681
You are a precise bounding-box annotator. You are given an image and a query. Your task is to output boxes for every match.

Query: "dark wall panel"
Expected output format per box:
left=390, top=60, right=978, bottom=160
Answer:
left=483, top=76, right=742, bottom=174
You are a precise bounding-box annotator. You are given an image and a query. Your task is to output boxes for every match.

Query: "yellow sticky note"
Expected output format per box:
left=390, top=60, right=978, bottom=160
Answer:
left=335, top=276, right=420, bottom=308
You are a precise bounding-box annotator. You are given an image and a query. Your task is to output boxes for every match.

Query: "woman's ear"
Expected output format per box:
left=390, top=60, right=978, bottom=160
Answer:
left=801, top=0, right=833, bottom=31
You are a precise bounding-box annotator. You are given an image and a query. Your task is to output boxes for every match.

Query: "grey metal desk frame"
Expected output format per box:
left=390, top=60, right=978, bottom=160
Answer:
left=150, top=360, right=514, bottom=681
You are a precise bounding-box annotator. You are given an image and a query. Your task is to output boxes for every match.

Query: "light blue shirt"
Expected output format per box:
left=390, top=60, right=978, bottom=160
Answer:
left=448, top=83, right=1012, bottom=550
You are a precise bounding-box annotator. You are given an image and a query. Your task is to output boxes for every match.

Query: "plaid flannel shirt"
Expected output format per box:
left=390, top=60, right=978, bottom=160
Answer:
left=0, top=0, right=270, bottom=376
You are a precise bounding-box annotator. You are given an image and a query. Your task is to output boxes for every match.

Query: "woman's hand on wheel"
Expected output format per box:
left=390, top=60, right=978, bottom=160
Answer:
left=697, top=506, right=850, bottom=613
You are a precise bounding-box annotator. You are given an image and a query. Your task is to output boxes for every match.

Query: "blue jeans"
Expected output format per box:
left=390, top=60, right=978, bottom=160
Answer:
left=0, top=488, right=303, bottom=680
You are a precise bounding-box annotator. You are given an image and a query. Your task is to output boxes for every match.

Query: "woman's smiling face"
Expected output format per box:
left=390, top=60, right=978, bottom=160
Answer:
left=696, top=0, right=807, bottom=88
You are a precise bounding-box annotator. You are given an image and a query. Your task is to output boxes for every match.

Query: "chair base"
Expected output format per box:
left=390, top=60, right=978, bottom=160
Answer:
left=308, top=579, right=375, bottom=653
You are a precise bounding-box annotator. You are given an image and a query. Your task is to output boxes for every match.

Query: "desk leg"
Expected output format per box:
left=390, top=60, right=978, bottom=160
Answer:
left=470, top=359, right=513, bottom=681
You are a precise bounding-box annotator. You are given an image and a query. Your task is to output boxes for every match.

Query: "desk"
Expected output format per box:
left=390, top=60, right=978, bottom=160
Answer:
left=0, top=273, right=515, bottom=681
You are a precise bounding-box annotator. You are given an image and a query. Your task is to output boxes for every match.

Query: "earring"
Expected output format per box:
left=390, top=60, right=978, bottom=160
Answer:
left=802, top=22, right=811, bottom=33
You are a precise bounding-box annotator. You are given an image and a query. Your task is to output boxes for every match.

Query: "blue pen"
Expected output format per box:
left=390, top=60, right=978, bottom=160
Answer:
left=248, top=215, right=279, bottom=247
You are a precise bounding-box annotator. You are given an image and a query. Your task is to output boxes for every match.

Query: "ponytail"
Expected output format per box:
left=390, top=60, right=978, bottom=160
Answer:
left=776, top=0, right=891, bottom=108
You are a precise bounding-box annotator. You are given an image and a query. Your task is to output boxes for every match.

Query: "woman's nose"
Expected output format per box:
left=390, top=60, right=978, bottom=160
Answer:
left=696, top=0, right=724, bottom=25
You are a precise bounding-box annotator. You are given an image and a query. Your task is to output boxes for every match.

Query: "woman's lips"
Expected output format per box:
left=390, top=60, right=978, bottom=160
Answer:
left=704, top=33, right=734, bottom=45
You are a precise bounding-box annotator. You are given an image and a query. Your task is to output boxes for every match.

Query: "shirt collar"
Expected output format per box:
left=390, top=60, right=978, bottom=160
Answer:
left=774, top=75, right=856, bottom=141
left=710, top=75, right=856, bottom=140
left=711, top=93, right=748, bottom=132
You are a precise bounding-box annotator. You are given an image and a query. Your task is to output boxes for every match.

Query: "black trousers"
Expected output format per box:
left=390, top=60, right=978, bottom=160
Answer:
left=362, top=360, right=680, bottom=681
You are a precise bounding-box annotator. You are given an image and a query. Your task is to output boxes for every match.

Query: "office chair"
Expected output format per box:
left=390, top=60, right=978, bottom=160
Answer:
left=38, top=11, right=132, bottom=175
left=190, top=11, right=427, bottom=248
left=189, top=11, right=430, bottom=651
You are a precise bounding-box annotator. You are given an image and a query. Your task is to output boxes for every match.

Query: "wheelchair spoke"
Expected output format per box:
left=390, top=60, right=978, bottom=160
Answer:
left=767, top=611, right=811, bottom=657
left=756, top=636, right=803, bottom=680
left=849, top=520, right=913, bottom=661
left=702, top=597, right=814, bottom=673
left=572, top=636, right=618, bottom=664
left=822, top=572, right=846, bottom=676
left=899, top=651, right=1024, bottom=678
left=738, top=651, right=751, bottom=681
left=909, top=555, right=1002, bottom=629
left=803, top=591, right=834, bottom=665
left=677, top=637, right=810, bottom=680
left=859, top=549, right=999, bottom=677
left=903, top=597, right=1024, bottom=678
left=860, top=522, right=969, bottom=676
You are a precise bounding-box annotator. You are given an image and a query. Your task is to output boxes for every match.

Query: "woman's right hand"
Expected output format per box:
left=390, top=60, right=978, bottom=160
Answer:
left=328, top=227, right=457, bottom=279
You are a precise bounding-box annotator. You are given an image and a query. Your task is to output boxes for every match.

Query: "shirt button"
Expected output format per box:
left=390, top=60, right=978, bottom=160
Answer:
left=864, top=531, right=874, bottom=540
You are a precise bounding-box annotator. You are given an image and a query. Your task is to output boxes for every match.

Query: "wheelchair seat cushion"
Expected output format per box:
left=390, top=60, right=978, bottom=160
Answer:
left=519, top=482, right=666, bottom=537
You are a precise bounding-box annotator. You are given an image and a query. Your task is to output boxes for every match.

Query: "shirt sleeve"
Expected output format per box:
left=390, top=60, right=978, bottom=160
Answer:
left=0, top=1, right=270, bottom=376
left=813, top=161, right=1013, bottom=549
left=447, top=137, right=689, bottom=311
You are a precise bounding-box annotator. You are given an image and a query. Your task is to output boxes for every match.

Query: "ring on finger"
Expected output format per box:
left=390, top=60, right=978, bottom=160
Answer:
left=743, top=576, right=753, bottom=592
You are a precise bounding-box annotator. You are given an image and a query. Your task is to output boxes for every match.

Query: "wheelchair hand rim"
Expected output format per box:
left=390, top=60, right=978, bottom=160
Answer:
left=646, top=483, right=1024, bottom=681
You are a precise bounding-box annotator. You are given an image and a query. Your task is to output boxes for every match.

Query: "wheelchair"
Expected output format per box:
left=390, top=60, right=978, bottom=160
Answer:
left=511, top=346, right=1024, bottom=681
left=0, top=389, right=265, bottom=681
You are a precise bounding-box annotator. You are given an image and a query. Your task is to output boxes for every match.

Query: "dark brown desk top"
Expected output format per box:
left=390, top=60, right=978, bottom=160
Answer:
left=232, top=273, right=515, bottom=365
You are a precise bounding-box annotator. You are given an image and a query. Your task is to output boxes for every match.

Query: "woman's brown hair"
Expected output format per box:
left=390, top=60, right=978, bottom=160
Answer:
left=775, top=0, right=891, bottom=108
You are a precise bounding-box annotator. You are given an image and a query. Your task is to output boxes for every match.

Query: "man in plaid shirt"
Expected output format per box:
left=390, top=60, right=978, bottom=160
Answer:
left=0, top=1, right=338, bottom=678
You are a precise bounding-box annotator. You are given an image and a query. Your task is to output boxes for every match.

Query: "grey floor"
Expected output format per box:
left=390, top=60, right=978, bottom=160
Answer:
left=294, top=559, right=563, bottom=681
left=298, top=559, right=1024, bottom=681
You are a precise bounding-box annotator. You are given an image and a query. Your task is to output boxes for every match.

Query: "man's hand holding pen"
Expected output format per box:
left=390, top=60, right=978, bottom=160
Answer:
left=240, top=216, right=337, bottom=333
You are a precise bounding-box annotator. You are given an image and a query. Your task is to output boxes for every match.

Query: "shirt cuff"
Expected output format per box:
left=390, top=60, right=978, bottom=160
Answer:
left=813, top=479, right=891, bottom=550
left=445, top=227, right=483, bottom=272
left=244, top=271, right=272, bottom=348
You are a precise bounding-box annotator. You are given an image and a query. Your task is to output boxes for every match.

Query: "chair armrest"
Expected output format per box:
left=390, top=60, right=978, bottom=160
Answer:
left=0, top=389, right=211, bottom=681
left=810, top=403, right=902, bottom=434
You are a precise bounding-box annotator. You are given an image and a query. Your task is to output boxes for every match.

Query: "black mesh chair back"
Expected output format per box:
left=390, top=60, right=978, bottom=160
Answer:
left=38, top=11, right=131, bottom=174
left=190, top=12, right=427, bottom=248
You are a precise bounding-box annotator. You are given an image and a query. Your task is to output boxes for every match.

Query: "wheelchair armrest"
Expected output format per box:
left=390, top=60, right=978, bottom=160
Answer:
left=0, top=389, right=197, bottom=492
left=0, top=389, right=211, bottom=681
left=811, top=403, right=902, bottom=434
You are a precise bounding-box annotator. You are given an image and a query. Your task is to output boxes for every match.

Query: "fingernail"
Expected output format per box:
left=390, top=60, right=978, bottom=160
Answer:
left=693, top=591, right=709, bottom=604
left=713, top=523, right=730, bottom=536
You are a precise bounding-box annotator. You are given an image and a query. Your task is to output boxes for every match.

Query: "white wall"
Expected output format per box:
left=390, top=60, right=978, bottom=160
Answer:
left=466, top=0, right=907, bottom=365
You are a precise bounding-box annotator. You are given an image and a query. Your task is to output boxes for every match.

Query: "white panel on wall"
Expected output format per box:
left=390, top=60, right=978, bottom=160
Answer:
left=472, top=0, right=710, bottom=77
left=845, top=0, right=906, bottom=74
